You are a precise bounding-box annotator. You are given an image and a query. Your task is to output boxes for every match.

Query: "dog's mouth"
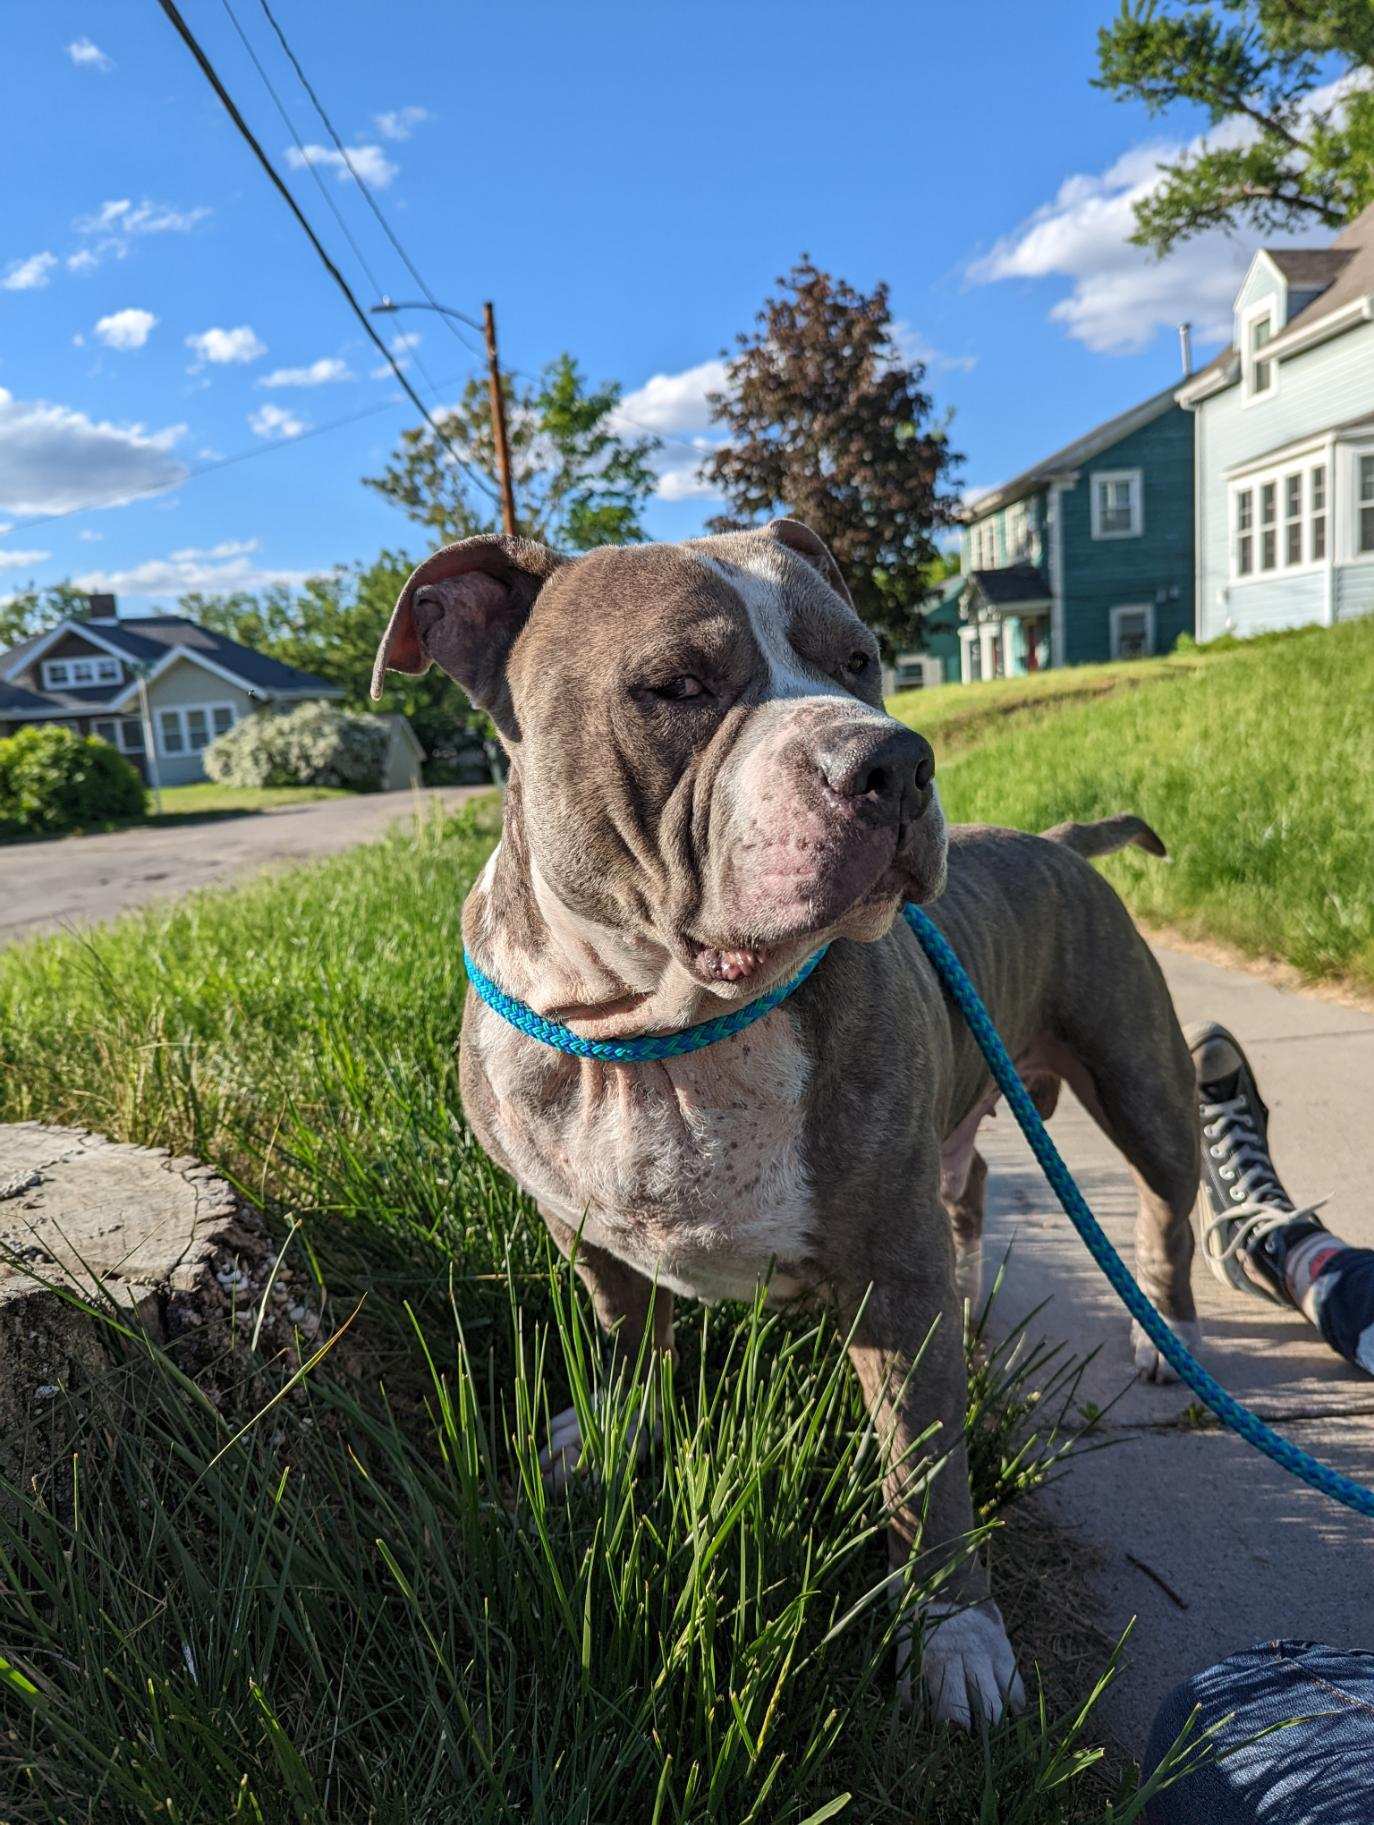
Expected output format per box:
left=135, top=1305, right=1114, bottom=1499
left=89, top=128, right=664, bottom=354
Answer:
left=691, top=943, right=772, bottom=984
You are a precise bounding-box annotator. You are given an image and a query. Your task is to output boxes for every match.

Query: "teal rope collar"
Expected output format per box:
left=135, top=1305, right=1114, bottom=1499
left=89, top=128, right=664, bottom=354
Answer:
left=461, top=942, right=829, bottom=1062
left=465, top=901, right=1374, bottom=1521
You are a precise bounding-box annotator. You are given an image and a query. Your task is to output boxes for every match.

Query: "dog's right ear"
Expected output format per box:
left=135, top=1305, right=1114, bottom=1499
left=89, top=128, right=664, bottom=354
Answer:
left=371, top=534, right=563, bottom=737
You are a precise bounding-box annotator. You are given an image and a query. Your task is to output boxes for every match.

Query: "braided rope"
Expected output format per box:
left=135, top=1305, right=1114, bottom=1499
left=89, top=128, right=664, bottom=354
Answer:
left=902, top=902, right=1374, bottom=1521
left=462, top=943, right=828, bottom=1062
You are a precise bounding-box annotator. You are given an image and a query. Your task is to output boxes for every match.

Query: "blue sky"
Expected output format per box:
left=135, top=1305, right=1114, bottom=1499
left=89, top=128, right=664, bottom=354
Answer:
left=2, top=0, right=1265, bottom=609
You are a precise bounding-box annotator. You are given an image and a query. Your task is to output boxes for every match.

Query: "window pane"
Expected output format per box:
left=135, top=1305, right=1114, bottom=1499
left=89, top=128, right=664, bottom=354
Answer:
left=120, top=718, right=145, bottom=752
left=1312, top=516, right=1326, bottom=561
left=72, top=660, right=94, bottom=682
left=47, top=662, right=68, bottom=685
left=1262, top=530, right=1277, bottom=570
left=211, top=705, right=234, bottom=736
left=1238, top=534, right=1253, bottom=576
left=93, top=720, right=117, bottom=744
left=1362, top=505, right=1374, bottom=555
left=1115, top=612, right=1149, bottom=658
left=186, top=708, right=210, bottom=750
left=1236, top=489, right=1253, bottom=531
left=1360, top=454, right=1374, bottom=502
left=1311, top=466, right=1326, bottom=512
left=1260, top=482, right=1276, bottom=523
left=159, top=710, right=184, bottom=754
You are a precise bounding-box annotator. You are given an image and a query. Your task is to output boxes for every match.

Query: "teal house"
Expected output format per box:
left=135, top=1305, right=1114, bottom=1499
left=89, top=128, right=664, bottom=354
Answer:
left=955, top=384, right=1195, bottom=681
left=886, top=572, right=963, bottom=692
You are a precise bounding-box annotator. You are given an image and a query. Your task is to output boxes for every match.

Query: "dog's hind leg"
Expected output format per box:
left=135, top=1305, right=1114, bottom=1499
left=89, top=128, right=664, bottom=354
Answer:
left=1048, top=988, right=1201, bottom=1382
left=943, top=1147, right=988, bottom=1309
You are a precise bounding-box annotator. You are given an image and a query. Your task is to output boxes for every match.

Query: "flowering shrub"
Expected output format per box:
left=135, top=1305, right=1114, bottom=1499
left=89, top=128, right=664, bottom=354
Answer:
left=203, top=701, right=390, bottom=791
left=0, top=723, right=146, bottom=837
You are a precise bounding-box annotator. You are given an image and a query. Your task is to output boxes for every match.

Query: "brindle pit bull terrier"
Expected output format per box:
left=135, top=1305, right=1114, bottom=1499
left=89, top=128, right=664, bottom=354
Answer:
left=372, top=519, right=1201, bottom=1728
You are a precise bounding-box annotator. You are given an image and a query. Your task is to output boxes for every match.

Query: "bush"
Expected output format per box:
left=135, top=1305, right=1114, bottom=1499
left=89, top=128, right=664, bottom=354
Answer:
left=0, top=724, right=146, bottom=837
left=203, top=700, right=390, bottom=791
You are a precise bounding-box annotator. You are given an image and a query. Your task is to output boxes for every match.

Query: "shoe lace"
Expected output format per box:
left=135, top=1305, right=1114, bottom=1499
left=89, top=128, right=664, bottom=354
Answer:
left=1198, top=1094, right=1326, bottom=1263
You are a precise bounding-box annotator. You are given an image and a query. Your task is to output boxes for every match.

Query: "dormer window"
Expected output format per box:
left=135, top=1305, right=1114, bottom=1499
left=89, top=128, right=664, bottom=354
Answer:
left=42, top=654, right=122, bottom=690
left=1242, top=302, right=1277, bottom=402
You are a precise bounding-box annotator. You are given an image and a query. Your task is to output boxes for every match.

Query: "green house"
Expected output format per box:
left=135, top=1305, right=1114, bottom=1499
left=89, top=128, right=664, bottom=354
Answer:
left=955, top=384, right=1195, bottom=680
left=886, top=572, right=964, bottom=692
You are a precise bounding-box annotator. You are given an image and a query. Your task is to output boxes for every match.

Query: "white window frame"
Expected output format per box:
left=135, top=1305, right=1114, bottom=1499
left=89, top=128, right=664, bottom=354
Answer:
left=156, top=700, right=238, bottom=757
left=1240, top=298, right=1279, bottom=405
left=1006, top=500, right=1031, bottom=561
left=1090, top=469, right=1143, bottom=540
left=1345, top=444, right=1374, bottom=565
left=1228, top=460, right=1330, bottom=582
left=1109, top=603, right=1155, bottom=660
left=92, top=716, right=146, bottom=755
left=42, top=654, right=122, bottom=691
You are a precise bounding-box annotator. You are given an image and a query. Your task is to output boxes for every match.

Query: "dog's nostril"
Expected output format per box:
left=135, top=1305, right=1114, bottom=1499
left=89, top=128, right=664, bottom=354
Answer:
left=914, top=753, right=935, bottom=792
left=862, top=765, right=890, bottom=798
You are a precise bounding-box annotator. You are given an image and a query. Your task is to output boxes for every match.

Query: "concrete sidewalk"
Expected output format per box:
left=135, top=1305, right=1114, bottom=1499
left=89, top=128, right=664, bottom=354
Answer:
left=0, top=787, right=486, bottom=946
left=979, top=942, right=1374, bottom=1753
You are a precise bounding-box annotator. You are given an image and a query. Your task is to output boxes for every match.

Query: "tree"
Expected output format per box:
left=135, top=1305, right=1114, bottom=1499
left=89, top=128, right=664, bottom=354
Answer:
left=703, top=259, right=961, bottom=656
left=0, top=582, right=96, bottom=649
left=1096, top=0, right=1374, bottom=256
left=363, top=352, right=660, bottom=550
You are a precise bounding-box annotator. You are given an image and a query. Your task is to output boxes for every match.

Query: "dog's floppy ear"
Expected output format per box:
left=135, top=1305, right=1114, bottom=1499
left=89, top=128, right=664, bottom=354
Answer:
left=371, top=534, right=563, bottom=736
left=763, top=518, right=853, bottom=608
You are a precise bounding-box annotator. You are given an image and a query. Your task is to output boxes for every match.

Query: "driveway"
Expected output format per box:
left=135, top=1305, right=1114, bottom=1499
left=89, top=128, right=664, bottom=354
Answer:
left=0, top=787, right=487, bottom=946
left=979, top=942, right=1374, bottom=1756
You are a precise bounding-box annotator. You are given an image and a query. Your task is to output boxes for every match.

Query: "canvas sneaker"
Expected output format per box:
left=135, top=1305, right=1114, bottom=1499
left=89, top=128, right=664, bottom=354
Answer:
left=1186, top=1021, right=1327, bottom=1305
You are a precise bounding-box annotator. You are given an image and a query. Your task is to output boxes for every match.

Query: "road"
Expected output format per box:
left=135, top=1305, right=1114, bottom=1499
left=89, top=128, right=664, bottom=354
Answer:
left=978, top=941, right=1374, bottom=1757
left=0, top=788, right=486, bottom=946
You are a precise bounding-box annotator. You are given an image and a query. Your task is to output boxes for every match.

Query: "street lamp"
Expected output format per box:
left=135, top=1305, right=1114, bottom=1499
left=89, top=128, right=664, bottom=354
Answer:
left=371, top=297, right=517, bottom=536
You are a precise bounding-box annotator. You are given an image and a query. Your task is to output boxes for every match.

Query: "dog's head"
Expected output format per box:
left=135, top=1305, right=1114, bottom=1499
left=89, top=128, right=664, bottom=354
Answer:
left=373, top=521, right=944, bottom=995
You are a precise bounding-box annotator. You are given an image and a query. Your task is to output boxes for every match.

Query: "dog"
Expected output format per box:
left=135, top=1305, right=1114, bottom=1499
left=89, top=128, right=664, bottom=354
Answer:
left=371, top=518, right=1201, bottom=1727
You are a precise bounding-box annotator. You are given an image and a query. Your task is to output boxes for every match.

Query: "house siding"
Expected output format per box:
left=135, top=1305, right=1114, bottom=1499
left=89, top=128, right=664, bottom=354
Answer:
left=146, top=659, right=257, bottom=786
left=1193, top=316, right=1374, bottom=640
left=1058, top=404, right=1195, bottom=663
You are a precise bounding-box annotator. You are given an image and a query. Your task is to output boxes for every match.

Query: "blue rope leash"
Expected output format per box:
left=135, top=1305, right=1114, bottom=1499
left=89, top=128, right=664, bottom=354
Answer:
left=463, top=906, right=1374, bottom=1519
left=902, top=902, right=1374, bottom=1522
left=461, top=943, right=829, bottom=1062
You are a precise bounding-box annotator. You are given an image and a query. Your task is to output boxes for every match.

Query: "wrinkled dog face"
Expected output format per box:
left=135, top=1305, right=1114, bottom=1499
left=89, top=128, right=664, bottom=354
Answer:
left=373, top=520, right=945, bottom=995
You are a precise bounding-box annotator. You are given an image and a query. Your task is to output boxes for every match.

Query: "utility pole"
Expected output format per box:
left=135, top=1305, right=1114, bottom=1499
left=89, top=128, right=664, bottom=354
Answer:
left=483, top=300, right=518, bottom=537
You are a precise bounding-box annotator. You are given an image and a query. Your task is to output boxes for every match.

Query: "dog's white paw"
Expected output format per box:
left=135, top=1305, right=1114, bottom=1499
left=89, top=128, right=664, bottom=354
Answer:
left=1131, top=1318, right=1201, bottom=1384
left=899, top=1600, right=1025, bottom=1728
left=539, top=1404, right=587, bottom=1492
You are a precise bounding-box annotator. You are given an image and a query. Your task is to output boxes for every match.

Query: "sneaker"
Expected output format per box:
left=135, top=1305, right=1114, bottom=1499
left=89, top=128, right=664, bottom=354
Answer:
left=1186, top=1021, right=1327, bottom=1305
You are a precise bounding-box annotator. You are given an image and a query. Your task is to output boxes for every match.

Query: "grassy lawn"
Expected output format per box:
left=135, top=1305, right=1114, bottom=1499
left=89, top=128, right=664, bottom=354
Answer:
left=891, top=619, right=1374, bottom=995
left=151, top=782, right=353, bottom=816
left=0, top=801, right=1186, bottom=1824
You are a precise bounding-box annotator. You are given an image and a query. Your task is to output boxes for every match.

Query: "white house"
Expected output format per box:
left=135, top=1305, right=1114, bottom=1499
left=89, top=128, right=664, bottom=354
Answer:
left=1178, top=200, right=1374, bottom=641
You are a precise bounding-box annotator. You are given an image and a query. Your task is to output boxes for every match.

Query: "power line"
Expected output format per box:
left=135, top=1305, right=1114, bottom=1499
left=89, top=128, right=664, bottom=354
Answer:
left=253, top=0, right=485, bottom=356
left=13, top=374, right=472, bottom=533
left=153, top=0, right=500, bottom=505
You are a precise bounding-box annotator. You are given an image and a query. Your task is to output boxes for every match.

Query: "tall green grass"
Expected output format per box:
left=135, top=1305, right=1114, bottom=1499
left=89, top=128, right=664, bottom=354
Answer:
left=893, top=619, right=1374, bottom=991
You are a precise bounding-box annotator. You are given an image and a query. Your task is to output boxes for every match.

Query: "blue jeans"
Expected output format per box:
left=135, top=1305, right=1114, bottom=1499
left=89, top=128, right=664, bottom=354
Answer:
left=1308, top=1248, right=1374, bottom=1375
left=1143, top=1641, right=1374, bottom=1823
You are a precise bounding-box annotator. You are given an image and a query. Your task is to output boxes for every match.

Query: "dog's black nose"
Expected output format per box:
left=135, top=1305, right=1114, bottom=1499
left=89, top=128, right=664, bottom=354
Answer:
left=815, top=724, right=935, bottom=806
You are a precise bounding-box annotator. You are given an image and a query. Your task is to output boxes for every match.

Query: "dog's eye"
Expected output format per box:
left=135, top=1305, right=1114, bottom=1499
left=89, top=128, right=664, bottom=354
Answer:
left=846, top=651, right=870, bottom=676
left=652, top=675, right=706, bottom=701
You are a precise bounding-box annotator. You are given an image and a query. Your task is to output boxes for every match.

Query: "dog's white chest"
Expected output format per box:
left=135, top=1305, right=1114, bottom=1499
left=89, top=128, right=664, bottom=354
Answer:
left=477, top=1009, right=816, bottom=1304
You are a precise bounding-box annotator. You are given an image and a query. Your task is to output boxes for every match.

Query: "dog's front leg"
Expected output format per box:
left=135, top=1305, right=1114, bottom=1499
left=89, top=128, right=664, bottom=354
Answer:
left=538, top=1207, right=674, bottom=1490
left=840, top=1265, right=1023, bottom=1728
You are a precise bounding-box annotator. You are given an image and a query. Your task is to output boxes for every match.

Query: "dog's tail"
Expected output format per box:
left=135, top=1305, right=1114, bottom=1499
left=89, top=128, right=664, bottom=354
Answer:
left=1041, top=812, right=1168, bottom=860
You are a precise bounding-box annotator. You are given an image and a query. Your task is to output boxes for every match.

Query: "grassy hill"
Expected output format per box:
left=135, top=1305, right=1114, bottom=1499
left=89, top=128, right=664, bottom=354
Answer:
left=889, top=619, right=1374, bottom=996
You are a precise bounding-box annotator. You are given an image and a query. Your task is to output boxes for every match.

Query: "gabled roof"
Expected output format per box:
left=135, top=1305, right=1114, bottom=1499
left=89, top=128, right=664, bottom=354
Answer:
left=2, top=613, right=341, bottom=698
left=967, top=382, right=1181, bottom=520
left=0, top=681, right=63, bottom=719
left=1179, top=201, right=1374, bottom=406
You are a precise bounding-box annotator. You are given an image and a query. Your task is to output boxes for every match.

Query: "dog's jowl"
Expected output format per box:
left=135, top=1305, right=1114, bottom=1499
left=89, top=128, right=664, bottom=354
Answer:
left=373, top=517, right=1201, bottom=1728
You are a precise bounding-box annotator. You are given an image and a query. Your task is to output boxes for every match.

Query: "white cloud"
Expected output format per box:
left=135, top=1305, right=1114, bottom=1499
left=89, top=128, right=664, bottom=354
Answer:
left=2, top=252, right=58, bottom=292
left=0, top=547, right=52, bottom=569
left=390, top=330, right=422, bottom=352
left=969, top=75, right=1372, bottom=354
left=890, top=322, right=978, bottom=375
left=73, top=538, right=316, bottom=601
left=78, top=528, right=103, bottom=542
left=186, top=324, right=267, bottom=367
left=67, top=37, right=112, bottom=71
left=609, top=359, right=727, bottom=437
left=0, top=387, right=187, bottom=514
left=285, top=143, right=397, bottom=188
left=69, top=198, right=212, bottom=276
left=656, top=449, right=724, bottom=503
left=256, top=357, right=352, bottom=387
left=248, top=403, right=308, bottom=440
left=94, top=307, right=157, bottom=351
left=374, top=105, right=428, bottom=141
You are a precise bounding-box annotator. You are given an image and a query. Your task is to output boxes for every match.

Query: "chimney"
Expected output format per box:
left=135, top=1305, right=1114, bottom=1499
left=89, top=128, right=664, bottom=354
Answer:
left=85, top=592, right=117, bottom=623
left=1178, top=322, right=1193, bottom=377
